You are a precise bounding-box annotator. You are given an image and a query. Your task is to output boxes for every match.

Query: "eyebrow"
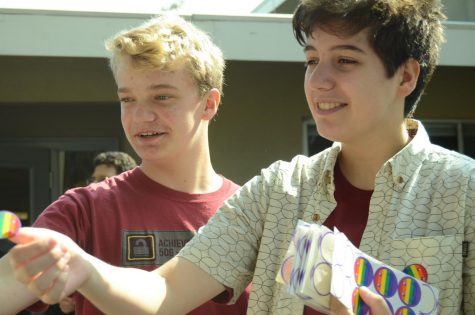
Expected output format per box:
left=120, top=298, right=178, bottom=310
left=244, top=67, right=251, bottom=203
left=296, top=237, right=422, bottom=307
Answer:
left=303, top=44, right=366, bottom=54
left=117, top=84, right=178, bottom=93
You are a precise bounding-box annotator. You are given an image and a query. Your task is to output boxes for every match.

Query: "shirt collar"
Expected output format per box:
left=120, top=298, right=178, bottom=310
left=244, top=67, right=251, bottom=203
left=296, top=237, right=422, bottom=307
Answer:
left=384, top=119, right=431, bottom=190
left=317, top=142, right=341, bottom=195
left=316, top=119, right=431, bottom=193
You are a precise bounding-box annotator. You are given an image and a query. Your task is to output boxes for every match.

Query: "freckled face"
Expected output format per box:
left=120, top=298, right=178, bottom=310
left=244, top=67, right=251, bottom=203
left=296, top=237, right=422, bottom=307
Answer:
left=116, top=58, right=206, bottom=164
left=304, top=27, right=402, bottom=145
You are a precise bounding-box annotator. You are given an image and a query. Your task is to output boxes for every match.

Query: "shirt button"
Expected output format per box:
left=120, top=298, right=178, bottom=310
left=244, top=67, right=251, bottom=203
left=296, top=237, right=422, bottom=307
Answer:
left=312, top=213, right=320, bottom=222
left=397, top=176, right=404, bottom=184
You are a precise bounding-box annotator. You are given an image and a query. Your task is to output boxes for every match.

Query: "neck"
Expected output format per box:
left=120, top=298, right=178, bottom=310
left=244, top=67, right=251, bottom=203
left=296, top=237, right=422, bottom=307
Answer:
left=338, top=120, right=409, bottom=190
left=140, top=138, right=222, bottom=194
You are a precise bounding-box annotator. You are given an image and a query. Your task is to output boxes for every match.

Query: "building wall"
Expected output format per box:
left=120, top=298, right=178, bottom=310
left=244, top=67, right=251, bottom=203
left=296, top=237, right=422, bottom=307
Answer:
left=1, top=56, right=474, bottom=184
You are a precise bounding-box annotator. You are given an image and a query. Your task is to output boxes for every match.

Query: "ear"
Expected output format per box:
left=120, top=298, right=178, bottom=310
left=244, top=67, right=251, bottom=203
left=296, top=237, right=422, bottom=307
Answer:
left=202, top=88, right=221, bottom=121
left=398, top=58, right=420, bottom=97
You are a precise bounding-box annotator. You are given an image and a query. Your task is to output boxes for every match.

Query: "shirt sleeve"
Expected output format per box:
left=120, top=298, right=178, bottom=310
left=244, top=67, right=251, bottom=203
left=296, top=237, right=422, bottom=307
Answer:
left=33, top=188, right=90, bottom=249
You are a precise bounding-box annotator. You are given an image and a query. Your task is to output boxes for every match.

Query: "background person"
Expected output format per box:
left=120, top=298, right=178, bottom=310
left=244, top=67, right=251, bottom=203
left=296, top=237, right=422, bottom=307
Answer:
left=87, top=151, right=137, bottom=184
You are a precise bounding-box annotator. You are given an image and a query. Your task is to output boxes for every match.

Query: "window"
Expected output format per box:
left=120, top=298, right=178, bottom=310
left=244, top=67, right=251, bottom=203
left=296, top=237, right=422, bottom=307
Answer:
left=303, top=119, right=475, bottom=159
left=423, top=120, right=475, bottom=159
left=303, top=119, right=332, bottom=156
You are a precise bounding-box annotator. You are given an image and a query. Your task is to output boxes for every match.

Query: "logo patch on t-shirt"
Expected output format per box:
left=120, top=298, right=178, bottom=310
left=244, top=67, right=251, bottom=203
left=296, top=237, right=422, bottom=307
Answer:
left=122, top=230, right=195, bottom=267
left=127, top=234, right=156, bottom=261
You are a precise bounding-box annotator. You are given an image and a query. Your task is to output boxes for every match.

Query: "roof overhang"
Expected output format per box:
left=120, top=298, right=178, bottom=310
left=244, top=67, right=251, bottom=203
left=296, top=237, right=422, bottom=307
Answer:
left=252, top=0, right=288, bottom=13
left=1, top=8, right=474, bottom=66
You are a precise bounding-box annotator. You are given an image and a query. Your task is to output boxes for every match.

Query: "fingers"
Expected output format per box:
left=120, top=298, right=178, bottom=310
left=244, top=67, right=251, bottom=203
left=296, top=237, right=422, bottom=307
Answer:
left=9, top=236, right=71, bottom=304
left=8, top=227, right=89, bottom=305
left=9, top=227, right=50, bottom=245
left=10, top=238, right=63, bottom=281
left=358, top=286, right=391, bottom=315
left=329, top=288, right=391, bottom=315
left=38, top=262, right=70, bottom=304
left=59, top=296, right=76, bottom=313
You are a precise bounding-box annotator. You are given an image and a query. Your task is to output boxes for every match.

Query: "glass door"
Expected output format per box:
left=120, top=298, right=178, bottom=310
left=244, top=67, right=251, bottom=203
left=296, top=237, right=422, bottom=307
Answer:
left=0, top=146, right=51, bottom=257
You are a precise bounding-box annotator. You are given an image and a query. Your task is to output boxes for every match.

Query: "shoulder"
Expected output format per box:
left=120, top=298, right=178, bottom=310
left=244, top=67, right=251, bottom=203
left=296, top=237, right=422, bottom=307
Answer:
left=51, top=168, right=138, bottom=207
left=250, top=148, right=335, bottom=193
left=424, top=144, right=475, bottom=175
left=264, top=147, right=334, bottom=177
left=88, top=167, right=139, bottom=191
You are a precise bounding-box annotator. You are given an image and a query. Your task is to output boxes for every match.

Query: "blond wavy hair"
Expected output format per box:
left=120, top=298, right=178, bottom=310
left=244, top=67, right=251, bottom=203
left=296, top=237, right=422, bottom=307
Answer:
left=106, top=15, right=225, bottom=97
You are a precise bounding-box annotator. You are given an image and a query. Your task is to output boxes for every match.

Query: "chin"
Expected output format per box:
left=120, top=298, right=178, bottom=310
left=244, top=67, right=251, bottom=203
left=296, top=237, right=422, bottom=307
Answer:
left=315, top=129, right=334, bottom=142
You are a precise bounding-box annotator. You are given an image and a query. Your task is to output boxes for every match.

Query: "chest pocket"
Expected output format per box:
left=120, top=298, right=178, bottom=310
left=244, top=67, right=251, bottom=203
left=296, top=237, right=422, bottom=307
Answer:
left=387, top=234, right=462, bottom=314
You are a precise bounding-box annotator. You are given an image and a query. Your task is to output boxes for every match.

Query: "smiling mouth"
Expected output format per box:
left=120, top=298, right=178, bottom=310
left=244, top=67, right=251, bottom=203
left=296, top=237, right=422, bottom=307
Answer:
left=317, top=102, right=347, bottom=110
left=138, top=132, right=165, bottom=138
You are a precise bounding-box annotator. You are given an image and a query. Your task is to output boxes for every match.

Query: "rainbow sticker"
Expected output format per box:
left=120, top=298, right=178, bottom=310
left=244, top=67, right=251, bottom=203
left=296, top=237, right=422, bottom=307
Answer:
left=374, top=267, right=398, bottom=297
left=399, top=277, right=421, bottom=306
left=352, top=288, right=369, bottom=315
left=354, top=257, right=373, bottom=287
left=395, top=306, right=416, bottom=315
left=0, top=210, right=21, bottom=238
left=403, top=264, right=428, bottom=282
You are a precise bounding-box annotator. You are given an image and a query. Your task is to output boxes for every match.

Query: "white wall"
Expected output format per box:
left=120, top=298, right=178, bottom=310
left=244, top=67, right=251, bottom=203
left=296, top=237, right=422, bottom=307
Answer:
left=0, top=8, right=474, bottom=66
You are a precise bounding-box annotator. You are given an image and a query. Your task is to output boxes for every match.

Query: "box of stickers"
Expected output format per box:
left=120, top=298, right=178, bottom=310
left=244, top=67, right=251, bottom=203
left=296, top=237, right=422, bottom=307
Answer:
left=276, top=221, right=439, bottom=315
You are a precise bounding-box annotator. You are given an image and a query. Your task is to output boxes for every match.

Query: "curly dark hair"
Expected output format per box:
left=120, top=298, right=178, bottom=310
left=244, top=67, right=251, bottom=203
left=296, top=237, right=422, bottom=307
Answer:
left=93, top=151, right=137, bottom=174
left=292, top=0, right=446, bottom=117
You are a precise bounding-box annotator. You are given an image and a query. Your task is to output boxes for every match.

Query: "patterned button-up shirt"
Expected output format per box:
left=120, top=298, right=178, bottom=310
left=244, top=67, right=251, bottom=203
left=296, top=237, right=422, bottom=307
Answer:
left=178, top=120, right=475, bottom=314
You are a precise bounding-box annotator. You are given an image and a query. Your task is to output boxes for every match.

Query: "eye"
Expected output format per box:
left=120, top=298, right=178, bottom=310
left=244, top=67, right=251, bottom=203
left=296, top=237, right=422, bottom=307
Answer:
left=155, top=95, right=170, bottom=101
left=338, top=58, right=357, bottom=65
left=119, top=97, right=133, bottom=103
left=304, top=58, right=319, bottom=68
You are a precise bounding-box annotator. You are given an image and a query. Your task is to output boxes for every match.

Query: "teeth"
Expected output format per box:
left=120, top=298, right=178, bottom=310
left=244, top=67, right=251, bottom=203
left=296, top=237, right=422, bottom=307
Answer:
left=318, top=102, right=343, bottom=110
left=140, top=132, right=159, bottom=137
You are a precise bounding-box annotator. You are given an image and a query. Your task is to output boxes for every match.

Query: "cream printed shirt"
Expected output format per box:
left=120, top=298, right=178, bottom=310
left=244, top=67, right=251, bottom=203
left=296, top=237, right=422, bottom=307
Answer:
left=178, top=120, right=475, bottom=314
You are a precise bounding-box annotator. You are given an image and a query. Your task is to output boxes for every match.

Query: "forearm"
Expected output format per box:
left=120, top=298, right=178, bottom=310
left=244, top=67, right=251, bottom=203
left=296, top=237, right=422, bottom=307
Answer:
left=0, top=254, right=39, bottom=314
left=78, top=256, right=225, bottom=315
left=78, top=255, right=171, bottom=315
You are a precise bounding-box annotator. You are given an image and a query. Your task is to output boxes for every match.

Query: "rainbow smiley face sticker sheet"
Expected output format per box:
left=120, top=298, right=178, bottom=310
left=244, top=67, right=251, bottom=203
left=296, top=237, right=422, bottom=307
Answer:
left=331, top=228, right=439, bottom=315
left=276, top=221, right=439, bottom=315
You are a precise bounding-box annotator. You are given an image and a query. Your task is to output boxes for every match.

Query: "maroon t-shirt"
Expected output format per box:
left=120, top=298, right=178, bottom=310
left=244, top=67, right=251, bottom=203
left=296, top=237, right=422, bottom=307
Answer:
left=29, top=167, right=249, bottom=315
left=304, top=161, right=373, bottom=315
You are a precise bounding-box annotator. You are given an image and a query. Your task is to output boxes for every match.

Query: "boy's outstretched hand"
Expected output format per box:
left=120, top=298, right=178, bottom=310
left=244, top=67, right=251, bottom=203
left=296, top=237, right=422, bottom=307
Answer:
left=8, top=227, right=90, bottom=305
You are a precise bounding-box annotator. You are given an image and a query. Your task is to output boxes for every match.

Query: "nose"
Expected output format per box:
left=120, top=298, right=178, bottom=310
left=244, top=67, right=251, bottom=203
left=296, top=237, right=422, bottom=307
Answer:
left=134, top=102, right=157, bottom=122
left=305, top=62, right=335, bottom=91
